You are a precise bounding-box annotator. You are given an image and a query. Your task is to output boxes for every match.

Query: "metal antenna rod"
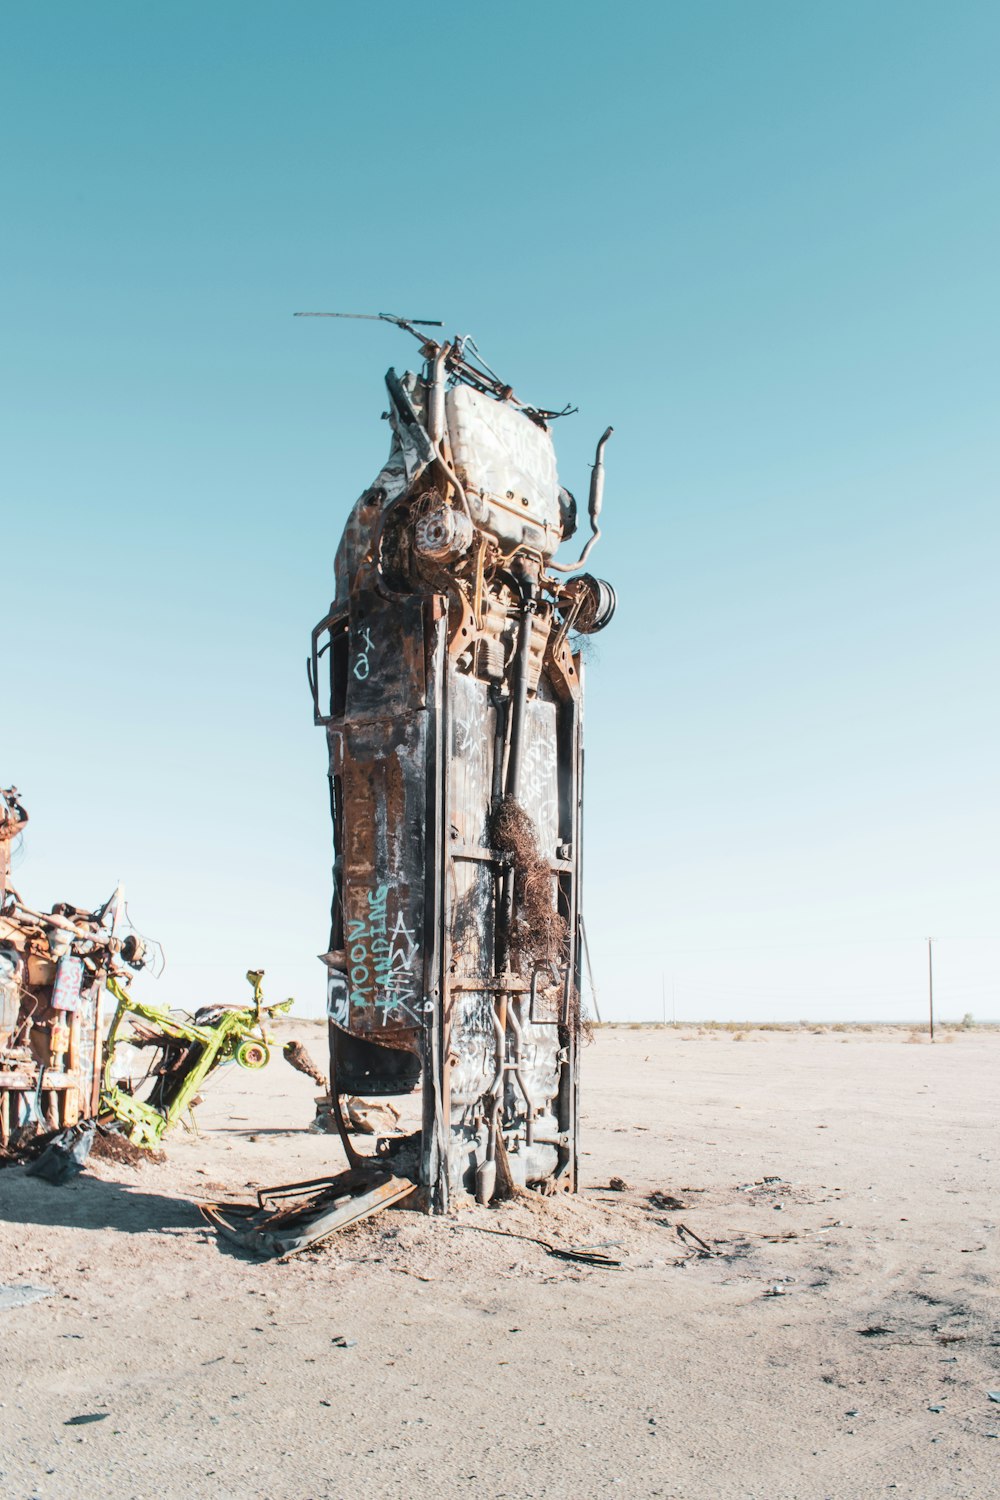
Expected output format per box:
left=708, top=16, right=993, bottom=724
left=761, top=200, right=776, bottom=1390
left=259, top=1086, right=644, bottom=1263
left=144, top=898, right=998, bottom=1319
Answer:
left=294, top=311, right=443, bottom=329
left=295, top=312, right=576, bottom=422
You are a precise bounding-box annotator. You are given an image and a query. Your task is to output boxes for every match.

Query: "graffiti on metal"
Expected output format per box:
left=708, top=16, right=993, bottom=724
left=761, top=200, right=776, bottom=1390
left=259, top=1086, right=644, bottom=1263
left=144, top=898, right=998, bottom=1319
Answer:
left=344, top=885, right=421, bottom=1026
left=304, top=313, right=616, bottom=1211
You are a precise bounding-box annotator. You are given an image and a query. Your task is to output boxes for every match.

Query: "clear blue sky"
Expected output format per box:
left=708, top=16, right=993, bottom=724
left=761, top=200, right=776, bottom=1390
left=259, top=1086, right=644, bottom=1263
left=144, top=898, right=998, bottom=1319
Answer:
left=4, top=2, right=998, bottom=1021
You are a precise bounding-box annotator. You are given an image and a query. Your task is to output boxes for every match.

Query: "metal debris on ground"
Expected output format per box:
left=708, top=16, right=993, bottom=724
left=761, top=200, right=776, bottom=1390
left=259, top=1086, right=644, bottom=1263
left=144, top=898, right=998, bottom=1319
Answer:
left=304, top=318, right=615, bottom=1212
left=1, top=1118, right=165, bottom=1173
left=25, top=1121, right=95, bottom=1183
left=199, top=1168, right=418, bottom=1259
left=448, top=1221, right=622, bottom=1268
left=675, top=1223, right=716, bottom=1257
left=648, top=1191, right=687, bottom=1210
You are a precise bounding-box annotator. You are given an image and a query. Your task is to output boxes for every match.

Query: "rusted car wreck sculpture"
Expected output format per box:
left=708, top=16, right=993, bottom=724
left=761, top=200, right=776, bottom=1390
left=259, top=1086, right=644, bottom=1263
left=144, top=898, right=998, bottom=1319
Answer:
left=306, top=317, right=615, bottom=1214
left=0, top=786, right=150, bottom=1146
left=1, top=786, right=285, bottom=1161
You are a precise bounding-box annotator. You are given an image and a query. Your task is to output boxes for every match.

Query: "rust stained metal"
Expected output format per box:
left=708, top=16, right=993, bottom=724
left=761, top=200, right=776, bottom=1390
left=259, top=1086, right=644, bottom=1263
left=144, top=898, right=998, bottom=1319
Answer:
left=0, top=787, right=152, bottom=1146
left=199, top=1168, right=418, bottom=1259
left=307, top=325, right=615, bottom=1212
left=0, top=787, right=28, bottom=901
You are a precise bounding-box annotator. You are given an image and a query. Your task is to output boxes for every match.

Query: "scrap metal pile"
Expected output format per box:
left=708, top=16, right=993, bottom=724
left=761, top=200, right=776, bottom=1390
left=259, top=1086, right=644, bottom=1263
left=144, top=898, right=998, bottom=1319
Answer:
left=1, top=786, right=289, bottom=1158
left=0, top=787, right=150, bottom=1147
left=306, top=315, right=615, bottom=1214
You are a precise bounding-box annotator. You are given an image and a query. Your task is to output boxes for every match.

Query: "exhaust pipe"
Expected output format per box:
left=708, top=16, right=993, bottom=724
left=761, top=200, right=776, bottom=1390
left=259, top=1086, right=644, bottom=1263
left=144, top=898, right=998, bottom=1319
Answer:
left=548, top=426, right=613, bottom=574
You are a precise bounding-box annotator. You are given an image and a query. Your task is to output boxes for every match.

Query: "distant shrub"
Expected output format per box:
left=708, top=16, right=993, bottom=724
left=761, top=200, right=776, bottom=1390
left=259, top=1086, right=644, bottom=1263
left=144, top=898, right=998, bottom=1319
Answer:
left=961, top=1012, right=975, bottom=1029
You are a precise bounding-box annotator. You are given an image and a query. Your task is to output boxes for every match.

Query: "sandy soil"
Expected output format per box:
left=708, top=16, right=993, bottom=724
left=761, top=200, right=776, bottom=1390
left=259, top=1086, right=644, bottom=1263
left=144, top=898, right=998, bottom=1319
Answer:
left=1, top=1024, right=998, bottom=1500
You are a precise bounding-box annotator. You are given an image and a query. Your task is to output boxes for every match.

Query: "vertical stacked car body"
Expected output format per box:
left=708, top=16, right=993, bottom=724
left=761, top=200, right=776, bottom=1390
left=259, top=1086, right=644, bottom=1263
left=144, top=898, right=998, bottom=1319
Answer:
left=309, top=330, right=614, bottom=1211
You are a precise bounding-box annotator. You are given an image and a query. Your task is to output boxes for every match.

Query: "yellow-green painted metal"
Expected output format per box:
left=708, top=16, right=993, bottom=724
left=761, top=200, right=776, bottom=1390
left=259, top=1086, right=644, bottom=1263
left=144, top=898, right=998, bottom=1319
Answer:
left=100, top=971, right=293, bottom=1146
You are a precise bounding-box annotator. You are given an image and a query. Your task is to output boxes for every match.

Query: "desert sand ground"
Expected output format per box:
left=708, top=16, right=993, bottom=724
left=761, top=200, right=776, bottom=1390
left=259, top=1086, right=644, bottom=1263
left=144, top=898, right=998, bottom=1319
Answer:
left=1, top=1023, right=998, bottom=1500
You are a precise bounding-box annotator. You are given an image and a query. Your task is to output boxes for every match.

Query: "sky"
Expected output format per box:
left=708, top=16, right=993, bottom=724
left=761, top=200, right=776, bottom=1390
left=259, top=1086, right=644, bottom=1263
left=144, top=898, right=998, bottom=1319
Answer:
left=3, top=2, right=998, bottom=1023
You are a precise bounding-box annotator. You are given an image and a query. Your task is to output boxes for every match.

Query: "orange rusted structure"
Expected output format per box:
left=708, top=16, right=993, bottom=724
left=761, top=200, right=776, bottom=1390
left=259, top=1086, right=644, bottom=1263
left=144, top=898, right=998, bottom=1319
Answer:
left=0, top=787, right=148, bottom=1145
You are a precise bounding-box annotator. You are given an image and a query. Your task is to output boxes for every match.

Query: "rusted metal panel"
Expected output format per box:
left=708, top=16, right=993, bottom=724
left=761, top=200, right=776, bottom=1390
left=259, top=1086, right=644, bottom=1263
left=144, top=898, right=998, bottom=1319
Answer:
left=200, top=1168, right=418, bottom=1259
left=307, top=319, right=615, bottom=1209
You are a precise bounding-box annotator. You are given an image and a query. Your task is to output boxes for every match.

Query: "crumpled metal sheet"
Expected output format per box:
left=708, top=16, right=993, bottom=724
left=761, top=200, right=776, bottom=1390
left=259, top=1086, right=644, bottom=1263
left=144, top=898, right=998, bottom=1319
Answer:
left=198, top=1167, right=417, bottom=1259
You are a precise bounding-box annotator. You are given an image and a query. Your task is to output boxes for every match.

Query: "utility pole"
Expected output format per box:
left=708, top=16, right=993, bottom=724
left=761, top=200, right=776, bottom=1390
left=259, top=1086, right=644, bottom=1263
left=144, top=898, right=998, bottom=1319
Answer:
left=927, top=937, right=935, bottom=1043
left=661, top=974, right=666, bottom=1026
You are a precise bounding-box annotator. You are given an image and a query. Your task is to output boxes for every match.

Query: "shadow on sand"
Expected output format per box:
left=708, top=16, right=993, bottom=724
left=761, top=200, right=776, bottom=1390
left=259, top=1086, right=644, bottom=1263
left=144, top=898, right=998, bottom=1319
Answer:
left=0, top=1166, right=203, bottom=1234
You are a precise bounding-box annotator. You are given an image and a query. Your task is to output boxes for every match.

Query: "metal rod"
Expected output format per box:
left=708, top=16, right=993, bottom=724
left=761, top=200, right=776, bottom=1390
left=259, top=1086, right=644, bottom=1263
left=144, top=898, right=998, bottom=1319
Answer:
left=293, top=311, right=443, bottom=328
left=505, top=582, right=538, bottom=802
left=927, top=937, right=935, bottom=1043
left=507, top=999, right=535, bottom=1146
left=580, top=915, right=601, bottom=1024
